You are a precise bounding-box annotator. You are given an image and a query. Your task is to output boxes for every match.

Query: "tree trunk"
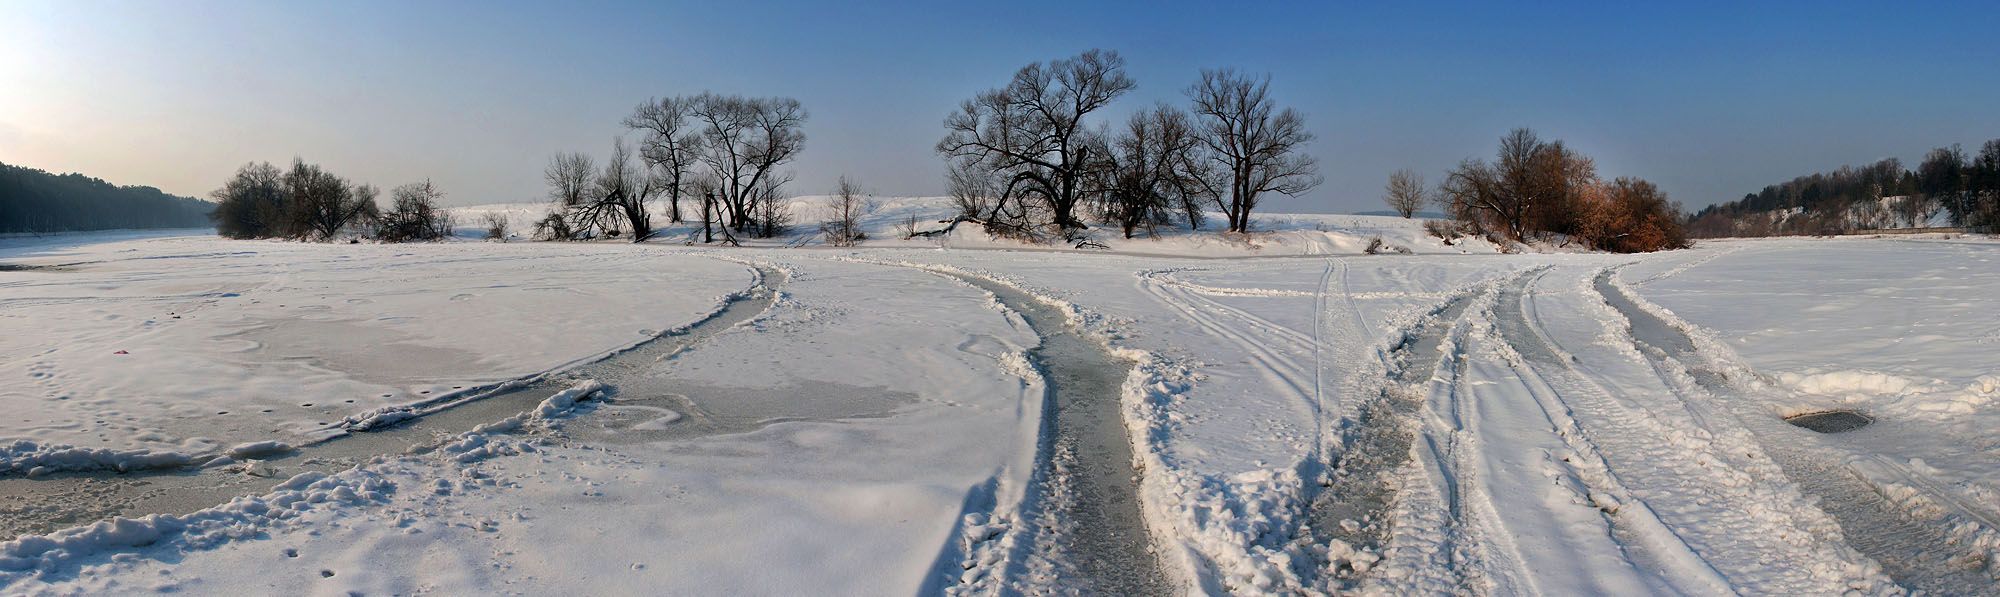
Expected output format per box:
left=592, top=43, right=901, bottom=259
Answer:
left=701, top=193, right=714, bottom=243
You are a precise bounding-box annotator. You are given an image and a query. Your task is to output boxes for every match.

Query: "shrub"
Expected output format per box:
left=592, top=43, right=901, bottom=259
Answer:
left=374, top=181, right=453, bottom=242
left=1364, top=236, right=1411, bottom=255
left=1423, top=219, right=1464, bottom=245
left=533, top=210, right=573, bottom=241
left=483, top=213, right=510, bottom=241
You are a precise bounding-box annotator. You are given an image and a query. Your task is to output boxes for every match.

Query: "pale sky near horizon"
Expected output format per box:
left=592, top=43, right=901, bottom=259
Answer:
left=4, top=0, right=1998, bottom=213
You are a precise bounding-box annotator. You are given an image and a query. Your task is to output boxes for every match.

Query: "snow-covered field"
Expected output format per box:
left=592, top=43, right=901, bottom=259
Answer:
left=2, top=212, right=1995, bottom=595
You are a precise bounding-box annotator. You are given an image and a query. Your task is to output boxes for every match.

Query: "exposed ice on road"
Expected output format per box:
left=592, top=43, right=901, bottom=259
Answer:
left=946, top=271, right=1171, bottom=595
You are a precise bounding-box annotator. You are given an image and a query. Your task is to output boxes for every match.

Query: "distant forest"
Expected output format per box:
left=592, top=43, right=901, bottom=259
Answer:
left=1, top=162, right=215, bottom=234
left=1688, top=139, right=2000, bottom=237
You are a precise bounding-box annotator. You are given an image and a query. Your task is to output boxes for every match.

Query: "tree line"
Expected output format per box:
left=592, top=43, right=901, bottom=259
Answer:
left=940, top=49, right=1322, bottom=240
left=0, top=162, right=214, bottom=234
left=1688, top=139, right=2000, bottom=237
left=534, top=49, right=1326, bottom=248
left=191, top=48, right=1737, bottom=253
left=1381, top=129, right=1690, bottom=253
left=209, top=158, right=453, bottom=242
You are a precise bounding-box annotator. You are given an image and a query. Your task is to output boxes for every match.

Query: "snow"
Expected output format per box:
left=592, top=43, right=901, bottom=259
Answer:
left=1, top=251, right=1048, bottom=594
left=0, top=234, right=755, bottom=466
left=1625, top=237, right=2000, bottom=589
left=3, top=223, right=1997, bottom=594
left=0, top=467, right=396, bottom=582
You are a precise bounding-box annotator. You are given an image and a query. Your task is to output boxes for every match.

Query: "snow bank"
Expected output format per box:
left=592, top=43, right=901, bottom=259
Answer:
left=0, top=378, right=610, bottom=590
left=0, top=468, right=394, bottom=581
left=1778, top=370, right=1919, bottom=397
left=0, top=440, right=198, bottom=477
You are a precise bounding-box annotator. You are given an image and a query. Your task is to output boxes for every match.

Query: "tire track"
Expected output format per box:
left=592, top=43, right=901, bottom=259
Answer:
left=1302, top=279, right=1483, bottom=591
left=1498, top=266, right=1915, bottom=593
left=1597, top=267, right=1999, bottom=594
left=1136, top=269, right=1321, bottom=413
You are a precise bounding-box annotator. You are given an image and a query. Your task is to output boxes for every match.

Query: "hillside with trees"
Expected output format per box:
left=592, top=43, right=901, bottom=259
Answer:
left=0, top=162, right=215, bottom=233
left=1688, top=139, right=2000, bottom=237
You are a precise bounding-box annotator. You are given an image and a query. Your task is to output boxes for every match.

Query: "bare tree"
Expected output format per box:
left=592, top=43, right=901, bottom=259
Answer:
left=1440, top=128, right=1674, bottom=248
left=351, top=183, right=382, bottom=229
left=598, top=139, right=656, bottom=240
left=1096, top=113, right=1165, bottom=238
left=285, top=158, right=372, bottom=241
left=538, top=143, right=654, bottom=242
left=689, top=93, right=807, bottom=234
left=687, top=174, right=733, bottom=245
left=1151, top=105, right=1222, bottom=231
left=1439, top=128, right=1598, bottom=242
left=946, top=158, right=998, bottom=219
left=625, top=96, right=702, bottom=223
left=938, top=49, right=1136, bottom=232
left=545, top=152, right=594, bottom=209
left=1481, top=128, right=1546, bottom=239
left=482, top=212, right=509, bottom=241
left=1098, top=105, right=1211, bottom=238
left=534, top=157, right=584, bottom=242
left=821, top=175, right=873, bottom=246
left=211, top=161, right=288, bottom=239
left=748, top=176, right=790, bottom=238
left=1187, top=68, right=1321, bottom=233
left=1384, top=169, right=1427, bottom=218
left=376, top=179, right=453, bottom=242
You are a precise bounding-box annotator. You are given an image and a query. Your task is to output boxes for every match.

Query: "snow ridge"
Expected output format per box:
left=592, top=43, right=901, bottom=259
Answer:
left=0, top=441, right=198, bottom=478
left=0, top=467, right=395, bottom=584
left=0, top=380, right=606, bottom=591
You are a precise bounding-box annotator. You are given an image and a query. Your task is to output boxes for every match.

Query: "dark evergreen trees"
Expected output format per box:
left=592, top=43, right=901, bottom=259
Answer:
left=0, top=162, right=214, bottom=233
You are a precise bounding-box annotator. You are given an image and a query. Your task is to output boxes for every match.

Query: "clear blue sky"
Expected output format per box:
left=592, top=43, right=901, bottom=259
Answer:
left=4, top=0, right=1997, bottom=213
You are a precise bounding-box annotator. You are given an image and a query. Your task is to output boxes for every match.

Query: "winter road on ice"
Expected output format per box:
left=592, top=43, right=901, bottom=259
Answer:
left=1, top=229, right=1997, bottom=595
